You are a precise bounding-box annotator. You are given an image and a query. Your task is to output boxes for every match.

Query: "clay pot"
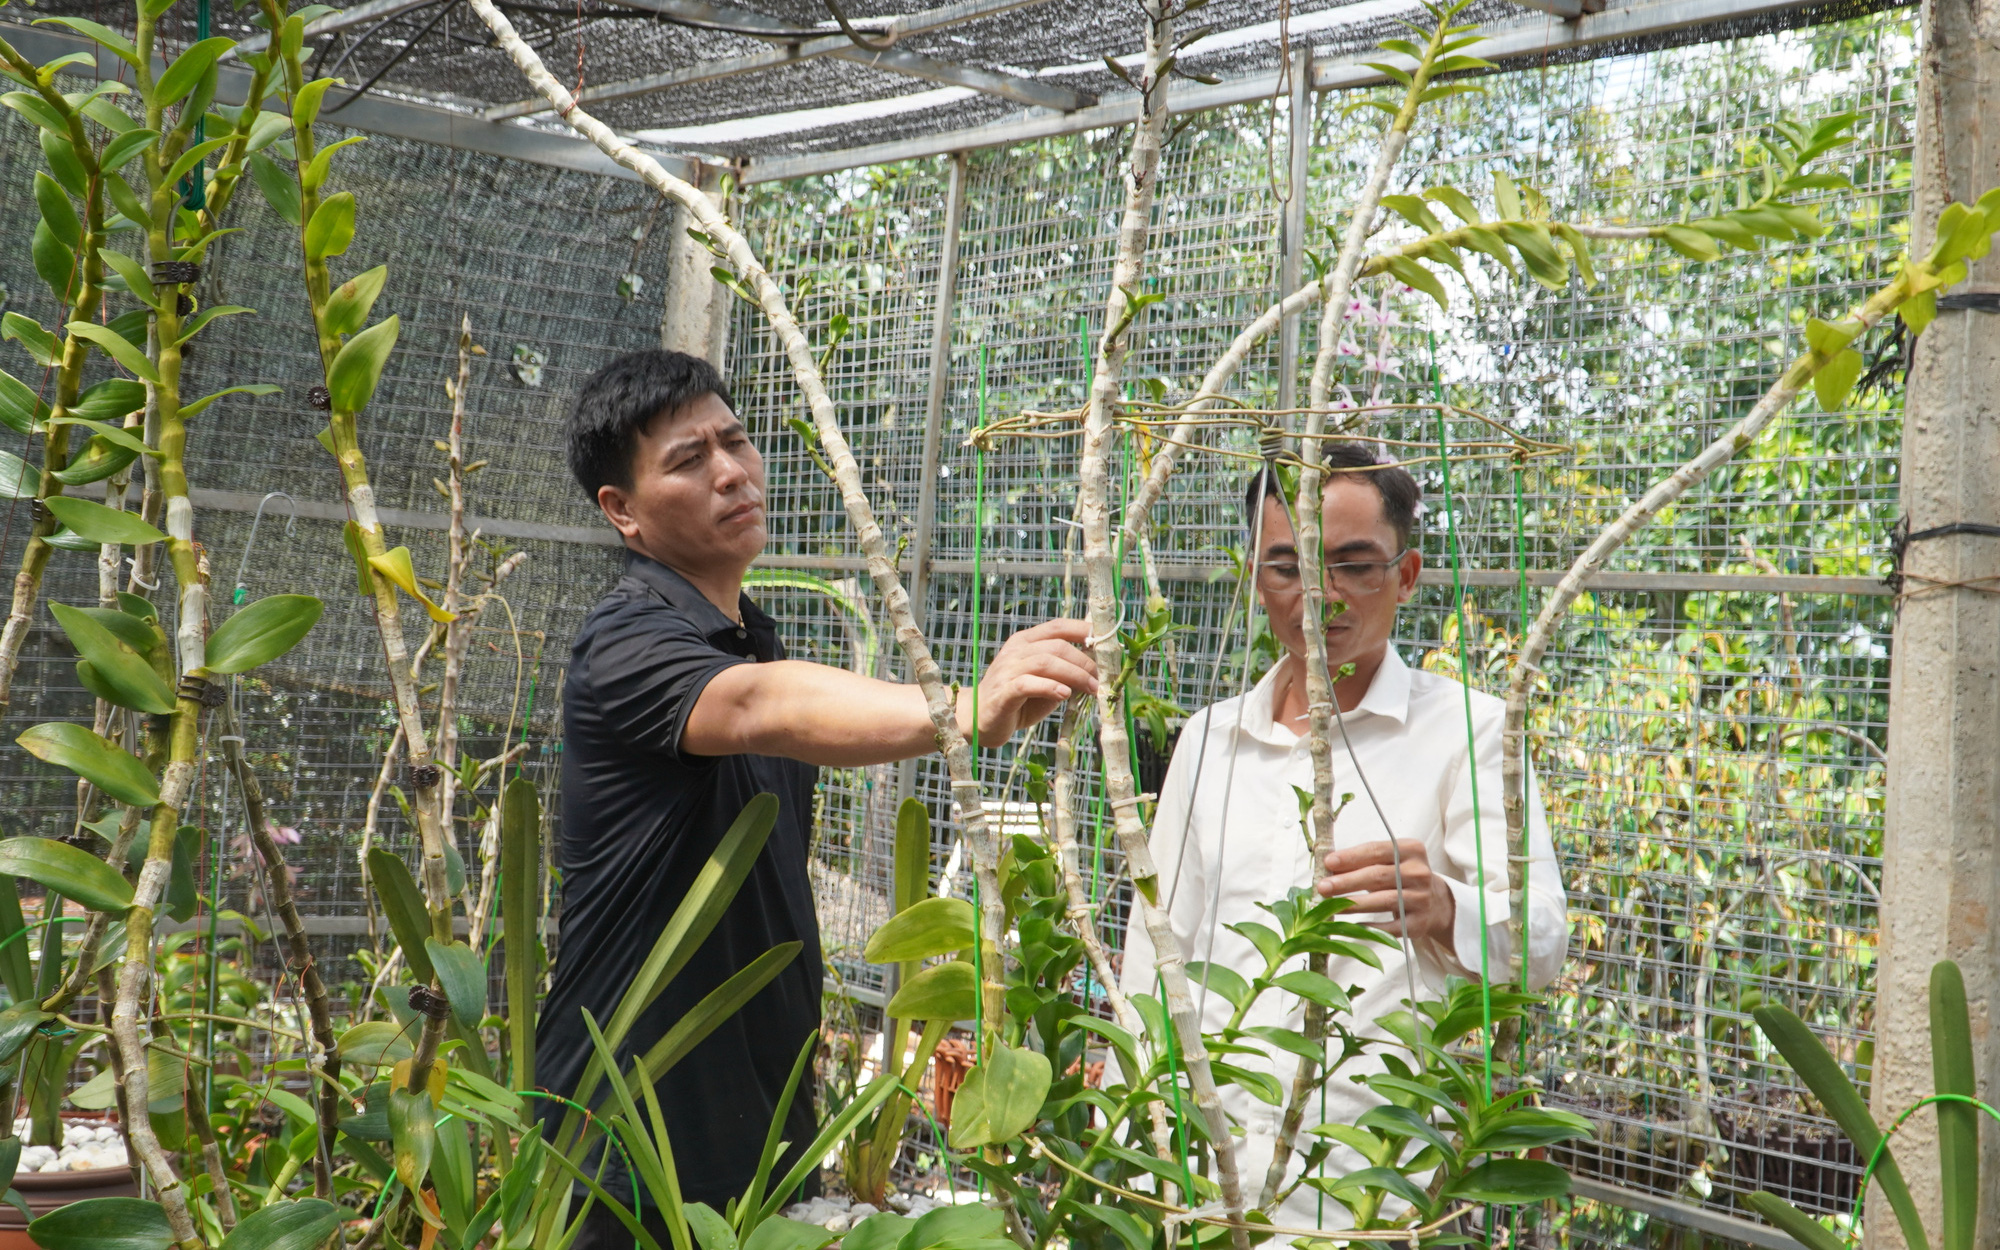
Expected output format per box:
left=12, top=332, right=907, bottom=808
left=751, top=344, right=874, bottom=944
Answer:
left=0, top=1163, right=141, bottom=1249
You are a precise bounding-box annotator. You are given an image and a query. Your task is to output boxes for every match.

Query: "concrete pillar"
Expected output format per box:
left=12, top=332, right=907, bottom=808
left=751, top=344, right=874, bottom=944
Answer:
left=660, top=165, right=733, bottom=370
left=1874, top=0, right=2000, bottom=1242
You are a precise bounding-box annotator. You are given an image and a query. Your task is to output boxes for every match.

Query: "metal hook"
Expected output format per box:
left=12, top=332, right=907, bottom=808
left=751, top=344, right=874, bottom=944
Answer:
left=232, top=491, right=299, bottom=606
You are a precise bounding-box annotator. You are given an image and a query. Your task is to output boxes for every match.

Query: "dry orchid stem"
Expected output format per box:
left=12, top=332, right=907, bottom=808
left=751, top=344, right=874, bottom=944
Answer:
left=0, top=39, right=106, bottom=716
left=1073, top=2, right=1253, bottom=1241
left=1499, top=266, right=1919, bottom=963
left=1047, top=697, right=1177, bottom=1169
left=259, top=0, right=458, bottom=1093
left=461, top=0, right=1020, bottom=1033
left=221, top=700, right=341, bottom=1199
left=1293, top=12, right=1452, bottom=911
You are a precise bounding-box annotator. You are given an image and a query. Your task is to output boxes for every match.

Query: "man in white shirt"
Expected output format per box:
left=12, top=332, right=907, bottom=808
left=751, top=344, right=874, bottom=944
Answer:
left=1119, top=443, right=1569, bottom=1234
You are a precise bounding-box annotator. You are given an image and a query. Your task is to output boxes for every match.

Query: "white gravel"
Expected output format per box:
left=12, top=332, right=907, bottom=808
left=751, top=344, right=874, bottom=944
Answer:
left=10, top=1120, right=128, bottom=1174
left=785, top=1192, right=943, bottom=1231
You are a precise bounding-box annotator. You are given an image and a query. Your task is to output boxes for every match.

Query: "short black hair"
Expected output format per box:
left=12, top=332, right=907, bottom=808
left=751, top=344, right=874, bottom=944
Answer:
left=1244, top=442, right=1421, bottom=549
left=566, top=350, right=735, bottom=501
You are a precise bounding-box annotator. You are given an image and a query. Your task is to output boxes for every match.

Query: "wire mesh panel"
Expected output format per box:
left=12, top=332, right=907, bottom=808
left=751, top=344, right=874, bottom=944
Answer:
left=732, top=9, right=1910, bottom=1242
left=0, top=4, right=1915, bottom=1242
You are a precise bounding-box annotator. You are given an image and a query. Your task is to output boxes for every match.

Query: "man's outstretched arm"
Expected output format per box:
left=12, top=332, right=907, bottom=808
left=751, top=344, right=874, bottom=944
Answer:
left=682, top=619, right=1098, bottom=767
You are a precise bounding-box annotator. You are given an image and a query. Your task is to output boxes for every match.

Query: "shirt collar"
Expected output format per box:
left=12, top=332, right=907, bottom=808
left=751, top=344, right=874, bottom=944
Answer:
left=1240, top=644, right=1413, bottom=745
left=622, top=551, right=775, bottom=641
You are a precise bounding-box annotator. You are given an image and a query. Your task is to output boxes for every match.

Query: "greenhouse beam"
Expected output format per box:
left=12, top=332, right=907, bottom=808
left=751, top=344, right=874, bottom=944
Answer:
left=0, top=18, right=693, bottom=181
left=1876, top=0, right=2000, bottom=1239
left=738, top=0, right=1829, bottom=184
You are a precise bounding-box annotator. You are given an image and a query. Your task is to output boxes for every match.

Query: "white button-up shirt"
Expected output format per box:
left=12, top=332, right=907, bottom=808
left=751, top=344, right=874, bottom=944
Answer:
left=1119, top=644, right=1568, bottom=1233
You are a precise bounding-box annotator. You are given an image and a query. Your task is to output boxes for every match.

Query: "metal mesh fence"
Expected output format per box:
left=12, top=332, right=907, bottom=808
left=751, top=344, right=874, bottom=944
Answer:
left=0, top=5, right=1914, bottom=1243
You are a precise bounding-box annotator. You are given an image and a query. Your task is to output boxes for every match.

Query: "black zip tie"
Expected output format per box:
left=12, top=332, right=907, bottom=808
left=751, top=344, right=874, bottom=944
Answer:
left=176, top=294, right=194, bottom=317
left=177, top=673, right=226, bottom=707
left=150, top=260, right=201, bottom=286
left=407, top=983, right=451, bottom=1020
left=1886, top=516, right=2000, bottom=593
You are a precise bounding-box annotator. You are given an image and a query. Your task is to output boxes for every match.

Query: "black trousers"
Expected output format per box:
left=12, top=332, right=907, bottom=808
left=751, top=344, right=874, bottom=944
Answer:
left=570, top=1202, right=678, bottom=1250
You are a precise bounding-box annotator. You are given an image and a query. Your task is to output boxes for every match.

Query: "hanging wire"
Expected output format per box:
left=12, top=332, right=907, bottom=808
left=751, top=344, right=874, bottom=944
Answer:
left=1426, top=330, right=1497, bottom=1101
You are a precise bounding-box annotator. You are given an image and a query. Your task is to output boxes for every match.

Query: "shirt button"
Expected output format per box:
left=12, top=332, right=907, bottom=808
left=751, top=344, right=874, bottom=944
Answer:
left=736, top=628, right=748, bottom=640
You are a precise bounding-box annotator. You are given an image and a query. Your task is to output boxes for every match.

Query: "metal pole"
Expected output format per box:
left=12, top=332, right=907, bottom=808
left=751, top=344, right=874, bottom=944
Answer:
left=883, top=151, right=968, bottom=1065
left=1277, top=48, right=1311, bottom=413
left=1874, top=0, right=2000, bottom=1243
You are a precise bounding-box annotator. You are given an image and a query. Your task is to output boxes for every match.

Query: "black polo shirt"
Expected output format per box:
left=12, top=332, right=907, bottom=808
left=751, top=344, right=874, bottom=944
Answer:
left=538, top=551, right=822, bottom=1208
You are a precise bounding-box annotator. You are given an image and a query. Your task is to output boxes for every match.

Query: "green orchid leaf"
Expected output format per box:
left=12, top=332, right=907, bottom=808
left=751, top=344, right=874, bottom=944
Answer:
left=883, top=959, right=975, bottom=1021
left=1, top=314, right=57, bottom=368
left=0, top=1002, right=53, bottom=1066
left=217, top=1197, right=342, bottom=1250
left=46, top=418, right=158, bottom=461
left=172, top=305, right=256, bottom=348
left=1424, top=184, right=1482, bottom=226
left=206, top=594, right=323, bottom=673
left=864, top=896, right=974, bottom=963
left=0, top=833, right=136, bottom=913
left=162, top=137, right=233, bottom=190
left=32, top=221, right=75, bottom=305
left=1068, top=1205, right=1152, bottom=1250
left=49, top=436, right=139, bottom=487
left=33, top=173, right=79, bottom=253
left=18, top=721, right=159, bottom=805
left=63, top=321, right=158, bottom=384
left=0, top=452, right=40, bottom=500
left=0, top=369, right=47, bottom=437
left=157, top=36, right=234, bottom=105
left=99, top=128, right=160, bottom=172
left=1933, top=962, right=1976, bottom=1250
left=0, top=91, right=67, bottom=135
left=305, top=191, right=357, bottom=261
left=292, top=76, right=340, bottom=130
left=501, top=776, right=542, bottom=1092
left=25, top=1196, right=174, bottom=1250
left=387, top=1088, right=437, bottom=1194
left=1813, top=348, right=1864, bottom=412
left=328, top=314, right=401, bottom=414
left=245, top=109, right=291, bottom=153
left=741, top=1217, right=837, bottom=1250
left=248, top=151, right=302, bottom=227
left=32, top=17, right=143, bottom=68
left=366, top=848, right=435, bottom=983
left=423, top=938, right=488, bottom=1032
left=68, top=378, right=147, bottom=425
left=1900, top=288, right=1938, bottom=336
left=1186, top=961, right=1250, bottom=1010
left=50, top=602, right=175, bottom=713
left=181, top=383, right=282, bottom=420
left=1658, top=225, right=1721, bottom=262
left=946, top=1042, right=1051, bottom=1149
left=1385, top=256, right=1449, bottom=308
left=324, top=265, right=389, bottom=338
left=1443, top=1158, right=1572, bottom=1203
left=1754, top=1005, right=1930, bottom=1250
left=41, top=496, right=165, bottom=546
left=338, top=1022, right=416, bottom=1068
left=1742, top=1193, right=1848, bottom=1250
left=301, top=134, right=366, bottom=191
left=632, top=941, right=800, bottom=1086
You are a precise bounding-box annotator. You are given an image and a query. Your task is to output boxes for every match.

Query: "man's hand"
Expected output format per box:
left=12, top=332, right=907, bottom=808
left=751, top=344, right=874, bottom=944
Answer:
left=1316, top=839, right=1455, bottom=945
left=964, top=619, right=1098, bottom=745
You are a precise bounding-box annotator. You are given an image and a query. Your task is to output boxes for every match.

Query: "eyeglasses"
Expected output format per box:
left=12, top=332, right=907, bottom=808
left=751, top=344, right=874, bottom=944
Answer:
left=1255, top=549, right=1411, bottom=598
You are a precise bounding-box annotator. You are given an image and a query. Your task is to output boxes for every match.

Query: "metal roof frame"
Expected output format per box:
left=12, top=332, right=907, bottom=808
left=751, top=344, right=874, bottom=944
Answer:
left=4, top=0, right=1850, bottom=183
left=740, top=0, right=1835, bottom=182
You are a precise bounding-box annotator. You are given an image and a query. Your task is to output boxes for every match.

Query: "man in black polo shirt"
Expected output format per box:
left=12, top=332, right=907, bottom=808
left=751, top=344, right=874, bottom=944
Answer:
left=545, top=351, right=1096, bottom=1248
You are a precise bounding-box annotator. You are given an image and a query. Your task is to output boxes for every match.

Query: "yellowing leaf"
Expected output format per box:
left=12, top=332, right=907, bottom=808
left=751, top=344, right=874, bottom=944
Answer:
left=1813, top=348, right=1864, bottom=412
left=368, top=546, right=455, bottom=622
